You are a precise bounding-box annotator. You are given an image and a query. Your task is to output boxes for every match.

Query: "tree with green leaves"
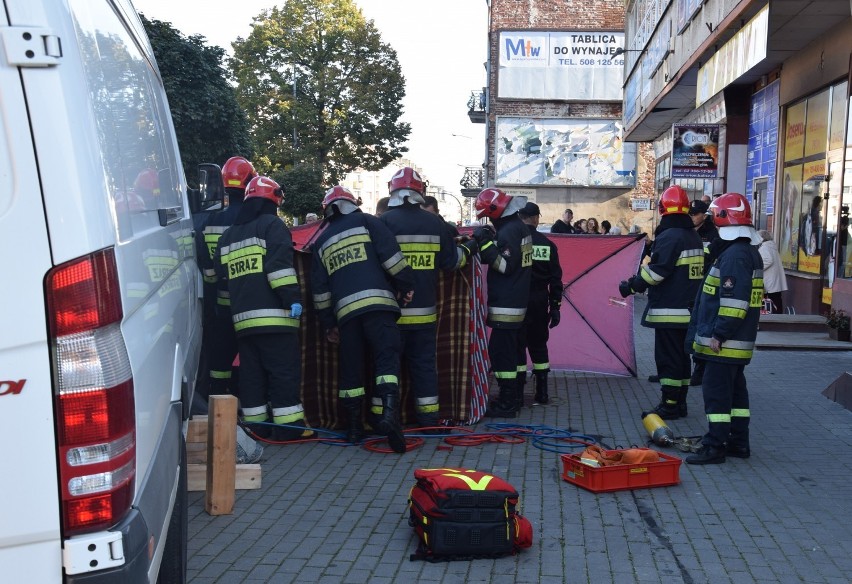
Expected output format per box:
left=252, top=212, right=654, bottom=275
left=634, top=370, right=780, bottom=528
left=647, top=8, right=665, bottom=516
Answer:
left=141, top=15, right=253, bottom=182
left=230, top=0, right=411, bottom=188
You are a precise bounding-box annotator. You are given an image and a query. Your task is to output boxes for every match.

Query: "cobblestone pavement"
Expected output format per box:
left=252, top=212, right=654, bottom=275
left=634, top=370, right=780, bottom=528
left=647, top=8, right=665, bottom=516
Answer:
left=188, top=296, right=852, bottom=583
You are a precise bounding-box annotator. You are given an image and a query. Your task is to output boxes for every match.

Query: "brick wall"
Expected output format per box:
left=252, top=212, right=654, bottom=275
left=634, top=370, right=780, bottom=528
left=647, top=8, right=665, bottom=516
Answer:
left=483, top=0, right=656, bottom=233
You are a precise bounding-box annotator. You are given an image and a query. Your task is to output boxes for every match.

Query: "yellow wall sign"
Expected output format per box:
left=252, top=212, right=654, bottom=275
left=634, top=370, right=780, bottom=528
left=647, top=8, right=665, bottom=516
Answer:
left=784, top=101, right=806, bottom=162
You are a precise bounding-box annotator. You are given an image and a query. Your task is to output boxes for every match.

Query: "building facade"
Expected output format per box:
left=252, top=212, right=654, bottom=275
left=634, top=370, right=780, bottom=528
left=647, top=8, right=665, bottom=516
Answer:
left=622, top=0, right=852, bottom=316
left=474, top=0, right=657, bottom=234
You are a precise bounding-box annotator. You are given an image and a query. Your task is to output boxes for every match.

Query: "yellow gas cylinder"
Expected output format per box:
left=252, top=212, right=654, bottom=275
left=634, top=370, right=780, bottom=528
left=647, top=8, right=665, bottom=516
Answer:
left=642, top=412, right=674, bottom=446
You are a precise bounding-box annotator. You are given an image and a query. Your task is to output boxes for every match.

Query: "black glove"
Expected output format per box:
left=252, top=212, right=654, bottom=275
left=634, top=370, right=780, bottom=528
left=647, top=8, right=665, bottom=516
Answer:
left=619, top=280, right=634, bottom=298
left=548, top=308, right=561, bottom=329
left=472, top=225, right=495, bottom=246
left=459, top=238, right=479, bottom=257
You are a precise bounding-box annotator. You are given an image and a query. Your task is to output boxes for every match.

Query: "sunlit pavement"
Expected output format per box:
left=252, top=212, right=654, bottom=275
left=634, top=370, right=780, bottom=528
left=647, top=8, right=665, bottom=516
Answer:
left=188, top=294, right=852, bottom=583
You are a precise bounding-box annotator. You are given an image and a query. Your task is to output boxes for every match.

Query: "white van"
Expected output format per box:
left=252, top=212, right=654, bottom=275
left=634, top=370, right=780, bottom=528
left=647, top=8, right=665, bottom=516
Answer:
left=0, top=0, right=204, bottom=581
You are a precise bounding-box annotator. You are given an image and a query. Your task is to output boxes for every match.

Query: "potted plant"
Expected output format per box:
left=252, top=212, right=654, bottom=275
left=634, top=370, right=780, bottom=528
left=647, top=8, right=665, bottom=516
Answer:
left=825, top=308, right=851, bottom=341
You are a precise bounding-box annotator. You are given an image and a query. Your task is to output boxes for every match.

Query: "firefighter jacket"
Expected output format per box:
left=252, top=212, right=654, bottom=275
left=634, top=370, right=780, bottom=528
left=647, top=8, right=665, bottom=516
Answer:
left=199, top=190, right=244, bottom=309
left=687, top=238, right=763, bottom=364
left=380, top=204, right=468, bottom=329
left=628, top=215, right=704, bottom=329
left=696, top=218, right=719, bottom=274
left=479, top=214, right=533, bottom=329
left=311, top=210, right=414, bottom=330
left=529, top=227, right=563, bottom=309
left=214, top=202, right=300, bottom=338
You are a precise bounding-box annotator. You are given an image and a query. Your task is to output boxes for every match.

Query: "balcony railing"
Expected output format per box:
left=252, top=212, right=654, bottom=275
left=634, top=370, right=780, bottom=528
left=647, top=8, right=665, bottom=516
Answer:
left=460, top=166, right=485, bottom=197
left=467, top=89, right=486, bottom=124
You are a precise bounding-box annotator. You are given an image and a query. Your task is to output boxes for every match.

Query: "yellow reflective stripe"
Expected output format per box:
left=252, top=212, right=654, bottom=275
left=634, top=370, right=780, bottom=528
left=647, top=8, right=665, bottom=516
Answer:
left=234, top=316, right=299, bottom=331
left=693, top=345, right=754, bottom=359
left=494, top=371, right=516, bottom=379
left=703, top=283, right=717, bottom=295
left=220, top=243, right=266, bottom=264
left=641, top=265, right=664, bottom=284
left=272, top=405, right=306, bottom=424
left=269, top=275, right=298, bottom=289
left=376, top=375, right=398, bottom=385
left=337, top=296, right=398, bottom=320
left=532, top=362, right=549, bottom=371
left=323, top=232, right=371, bottom=257
left=675, top=255, right=704, bottom=267
left=417, top=403, right=440, bottom=413
left=480, top=240, right=495, bottom=252
left=516, top=365, right=526, bottom=373
left=339, top=387, right=365, bottom=398
left=707, top=413, right=731, bottom=423
left=441, top=473, right=493, bottom=491
left=660, top=378, right=682, bottom=387
left=383, top=251, right=408, bottom=275
left=241, top=413, right=267, bottom=423
left=399, top=242, right=441, bottom=252
left=398, top=313, right=438, bottom=325
left=731, top=408, right=750, bottom=417
left=705, top=274, right=720, bottom=286
left=210, top=370, right=232, bottom=380
left=718, top=307, right=746, bottom=319
left=645, top=314, right=691, bottom=323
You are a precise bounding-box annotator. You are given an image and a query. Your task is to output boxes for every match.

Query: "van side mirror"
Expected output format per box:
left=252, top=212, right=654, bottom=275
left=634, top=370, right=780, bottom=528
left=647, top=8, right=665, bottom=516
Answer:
left=191, top=163, right=224, bottom=213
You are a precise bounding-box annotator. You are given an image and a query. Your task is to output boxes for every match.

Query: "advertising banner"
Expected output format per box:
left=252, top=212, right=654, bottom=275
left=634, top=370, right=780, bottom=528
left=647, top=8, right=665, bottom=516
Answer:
left=804, top=89, right=829, bottom=158
left=671, top=124, right=719, bottom=178
left=498, top=31, right=625, bottom=101
left=784, top=100, right=806, bottom=162
left=696, top=5, right=768, bottom=107
left=745, top=80, right=779, bottom=215
left=495, top=117, right=636, bottom=187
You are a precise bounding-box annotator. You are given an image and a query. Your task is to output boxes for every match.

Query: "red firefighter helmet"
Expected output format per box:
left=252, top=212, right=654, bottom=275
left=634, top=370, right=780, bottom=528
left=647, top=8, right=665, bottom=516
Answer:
left=322, top=185, right=359, bottom=216
left=244, top=176, right=283, bottom=206
left=133, top=168, right=160, bottom=196
left=658, top=185, right=690, bottom=216
left=388, top=167, right=425, bottom=195
left=222, top=156, right=257, bottom=190
left=709, top=192, right=753, bottom=227
left=475, top=188, right=513, bottom=220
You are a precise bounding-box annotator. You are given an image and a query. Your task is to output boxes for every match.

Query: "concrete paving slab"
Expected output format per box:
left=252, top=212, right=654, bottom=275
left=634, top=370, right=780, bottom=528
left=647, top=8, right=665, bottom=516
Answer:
left=187, top=294, right=852, bottom=583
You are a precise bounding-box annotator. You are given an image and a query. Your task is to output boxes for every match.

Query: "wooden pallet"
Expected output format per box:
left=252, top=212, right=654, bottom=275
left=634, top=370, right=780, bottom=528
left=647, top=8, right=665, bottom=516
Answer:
left=187, top=395, right=262, bottom=515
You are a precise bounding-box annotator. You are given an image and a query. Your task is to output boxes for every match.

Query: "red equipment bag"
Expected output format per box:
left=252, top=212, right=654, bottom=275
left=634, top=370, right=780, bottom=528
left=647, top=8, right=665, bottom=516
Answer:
left=407, top=468, right=533, bottom=561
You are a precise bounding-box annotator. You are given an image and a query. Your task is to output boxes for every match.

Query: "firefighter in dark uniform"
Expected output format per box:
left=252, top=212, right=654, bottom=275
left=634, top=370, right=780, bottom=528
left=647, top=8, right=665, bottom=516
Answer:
left=619, top=185, right=704, bottom=419
left=685, top=193, right=763, bottom=464
left=379, top=167, right=476, bottom=429
left=214, top=176, right=313, bottom=440
left=472, top=188, right=533, bottom=417
left=311, top=185, right=415, bottom=453
left=518, top=202, right=563, bottom=405
left=199, top=156, right=257, bottom=396
left=687, top=198, right=720, bottom=387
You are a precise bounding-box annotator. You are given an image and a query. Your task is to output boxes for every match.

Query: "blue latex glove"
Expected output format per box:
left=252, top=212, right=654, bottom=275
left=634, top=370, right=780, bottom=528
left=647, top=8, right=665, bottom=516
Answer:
left=290, top=303, right=302, bottom=318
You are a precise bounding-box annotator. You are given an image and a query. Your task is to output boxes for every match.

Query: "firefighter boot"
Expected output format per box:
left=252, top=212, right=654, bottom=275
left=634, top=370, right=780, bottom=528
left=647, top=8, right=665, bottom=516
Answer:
left=486, top=382, right=518, bottom=418
left=377, top=394, right=407, bottom=454
left=515, top=371, right=527, bottom=410
left=341, top=398, right=364, bottom=445
left=534, top=371, right=550, bottom=405
left=649, top=387, right=681, bottom=420
left=677, top=387, right=688, bottom=418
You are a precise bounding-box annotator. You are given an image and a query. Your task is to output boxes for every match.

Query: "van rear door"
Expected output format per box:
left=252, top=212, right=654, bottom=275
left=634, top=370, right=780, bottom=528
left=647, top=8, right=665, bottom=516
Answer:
left=0, top=4, right=63, bottom=581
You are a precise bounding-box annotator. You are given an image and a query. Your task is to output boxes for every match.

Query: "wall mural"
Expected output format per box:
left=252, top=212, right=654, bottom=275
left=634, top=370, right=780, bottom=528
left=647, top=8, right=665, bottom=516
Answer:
left=495, top=117, right=637, bottom=187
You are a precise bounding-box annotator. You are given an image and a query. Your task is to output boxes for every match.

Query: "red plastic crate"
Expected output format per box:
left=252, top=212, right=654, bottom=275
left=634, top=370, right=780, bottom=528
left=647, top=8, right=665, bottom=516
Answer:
left=560, top=449, right=682, bottom=493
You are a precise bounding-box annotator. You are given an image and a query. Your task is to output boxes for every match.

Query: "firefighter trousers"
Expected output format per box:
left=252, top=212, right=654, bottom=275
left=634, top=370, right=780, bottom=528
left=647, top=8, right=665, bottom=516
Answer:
left=488, top=326, right=525, bottom=386
left=237, top=332, right=304, bottom=425
left=208, top=307, right=238, bottom=394
left=400, top=325, right=439, bottom=423
left=522, top=288, right=551, bottom=372
left=339, top=311, right=402, bottom=402
left=654, top=328, right=691, bottom=403
left=700, top=360, right=750, bottom=449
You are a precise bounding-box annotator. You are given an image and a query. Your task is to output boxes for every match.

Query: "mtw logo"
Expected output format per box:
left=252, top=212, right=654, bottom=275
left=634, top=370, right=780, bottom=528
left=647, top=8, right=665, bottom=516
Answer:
left=505, top=37, right=543, bottom=60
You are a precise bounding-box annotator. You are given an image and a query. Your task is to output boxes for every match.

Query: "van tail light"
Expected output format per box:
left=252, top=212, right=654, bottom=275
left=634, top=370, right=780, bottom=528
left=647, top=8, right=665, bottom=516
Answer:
left=46, top=249, right=136, bottom=536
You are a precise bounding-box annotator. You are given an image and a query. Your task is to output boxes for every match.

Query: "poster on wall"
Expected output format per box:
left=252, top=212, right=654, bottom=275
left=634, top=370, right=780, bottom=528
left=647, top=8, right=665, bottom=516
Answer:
left=498, top=31, right=625, bottom=101
left=494, top=118, right=637, bottom=187
left=797, top=160, right=827, bottom=275
left=671, top=124, right=720, bottom=178
left=779, top=165, right=802, bottom=269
